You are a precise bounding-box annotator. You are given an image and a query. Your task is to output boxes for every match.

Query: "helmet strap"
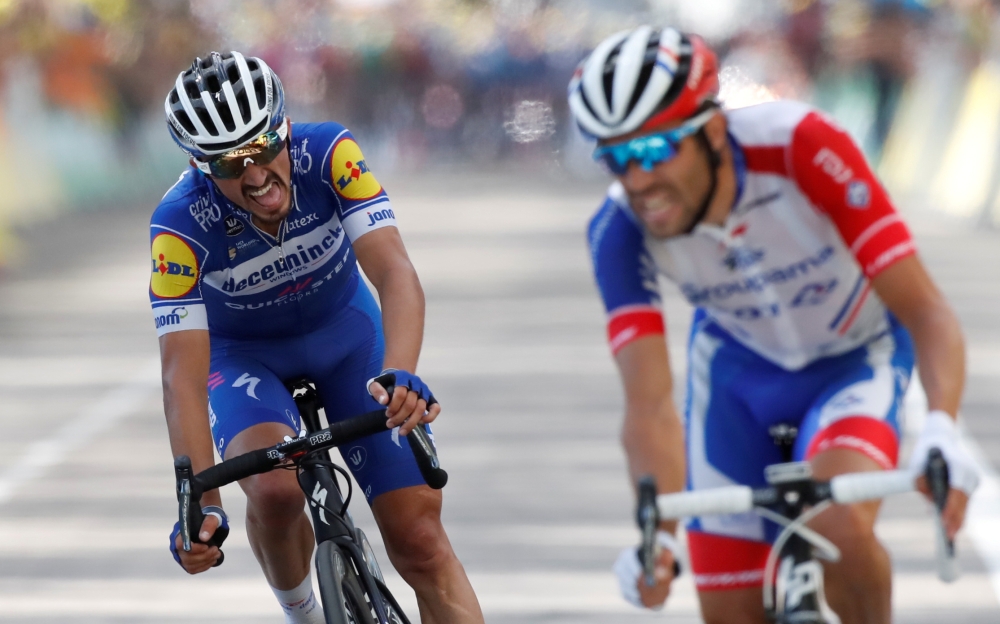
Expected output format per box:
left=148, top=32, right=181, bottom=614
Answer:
left=683, top=128, right=723, bottom=235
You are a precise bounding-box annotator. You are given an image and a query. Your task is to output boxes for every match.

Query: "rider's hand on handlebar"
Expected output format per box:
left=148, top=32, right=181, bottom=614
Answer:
left=367, top=370, right=441, bottom=436
left=169, top=513, right=222, bottom=574
left=908, top=410, right=979, bottom=540
left=916, top=476, right=969, bottom=541
left=614, top=544, right=677, bottom=609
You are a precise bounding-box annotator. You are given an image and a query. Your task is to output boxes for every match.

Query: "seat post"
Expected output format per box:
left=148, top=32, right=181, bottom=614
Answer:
left=285, top=377, right=324, bottom=433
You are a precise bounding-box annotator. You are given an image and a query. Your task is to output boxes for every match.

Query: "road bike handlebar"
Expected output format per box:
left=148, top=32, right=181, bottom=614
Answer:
left=174, top=406, right=448, bottom=556
left=654, top=471, right=917, bottom=520
left=644, top=447, right=957, bottom=583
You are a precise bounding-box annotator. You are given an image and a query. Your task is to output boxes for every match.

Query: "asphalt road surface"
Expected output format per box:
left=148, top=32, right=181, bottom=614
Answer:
left=1, top=171, right=998, bottom=623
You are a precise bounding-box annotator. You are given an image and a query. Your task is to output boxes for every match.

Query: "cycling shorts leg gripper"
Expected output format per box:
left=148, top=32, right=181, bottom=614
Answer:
left=795, top=319, right=914, bottom=469
left=686, top=531, right=771, bottom=591
left=207, top=358, right=301, bottom=459
left=311, top=282, right=430, bottom=502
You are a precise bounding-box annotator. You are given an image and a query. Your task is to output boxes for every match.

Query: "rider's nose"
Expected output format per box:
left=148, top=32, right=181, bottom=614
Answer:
left=241, top=163, right=268, bottom=187
left=620, top=161, right=657, bottom=194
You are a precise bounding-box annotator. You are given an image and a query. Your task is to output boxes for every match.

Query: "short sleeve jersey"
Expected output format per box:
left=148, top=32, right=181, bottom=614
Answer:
left=588, top=100, right=916, bottom=370
left=149, top=122, right=396, bottom=340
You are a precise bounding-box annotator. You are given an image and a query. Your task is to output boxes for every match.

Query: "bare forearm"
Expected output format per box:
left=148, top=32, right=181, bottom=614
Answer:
left=376, top=267, right=426, bottom=372
left=160, top=330, right=220, bottom=508
left=622, top=401, right=686, bottom=530
left=163, top=381, right=222, bottom=508
left=909, top=303, right=965, bottom=416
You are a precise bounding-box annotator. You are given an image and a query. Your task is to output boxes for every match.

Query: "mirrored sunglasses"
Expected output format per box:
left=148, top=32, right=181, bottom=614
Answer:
left=592, top=109, right=715, bottom=176
left=196, top=119, right=289, bottom=179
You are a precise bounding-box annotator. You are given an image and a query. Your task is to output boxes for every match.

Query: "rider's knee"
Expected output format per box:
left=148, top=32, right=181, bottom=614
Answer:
left=811, top=501, right=878, bottom=549
left=384, top=516, right=453, bottom=577
left=244, top=471, right=305, bottom=527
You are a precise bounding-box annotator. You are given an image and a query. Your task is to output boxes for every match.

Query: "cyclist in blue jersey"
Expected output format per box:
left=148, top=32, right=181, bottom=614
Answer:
left=152, top=52, right=484, bottom=624
left=568, top=27, right=980, bottom=623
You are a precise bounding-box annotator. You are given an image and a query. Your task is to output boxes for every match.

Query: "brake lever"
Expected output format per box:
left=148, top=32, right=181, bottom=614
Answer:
left=637, top=475, right=659, bottom=587
left=379, top=378, right=449, bottom=489
left=175, top=456, right=196, bottom=552
left=926, top=447, right=958, bottom=582
left=174, top=455, right=227, bottom=566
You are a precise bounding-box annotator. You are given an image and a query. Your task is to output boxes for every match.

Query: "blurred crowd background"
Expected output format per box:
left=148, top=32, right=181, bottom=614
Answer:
left=1, top=0, right=999, bottom=267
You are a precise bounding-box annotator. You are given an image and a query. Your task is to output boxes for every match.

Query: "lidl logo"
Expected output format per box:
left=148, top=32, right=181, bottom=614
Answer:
left=150, top=233, right=198, bottom=298
left=331, top=137, right=382, bottom=200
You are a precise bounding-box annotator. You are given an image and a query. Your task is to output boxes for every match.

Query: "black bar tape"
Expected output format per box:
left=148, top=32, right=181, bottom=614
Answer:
left=195, top=448, right=275, bottom=492
left=322, top=410, right=390, bottom=446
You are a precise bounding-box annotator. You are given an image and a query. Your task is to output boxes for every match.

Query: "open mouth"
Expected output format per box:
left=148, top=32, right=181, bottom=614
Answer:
left=244, top=177, right=284, bottom=211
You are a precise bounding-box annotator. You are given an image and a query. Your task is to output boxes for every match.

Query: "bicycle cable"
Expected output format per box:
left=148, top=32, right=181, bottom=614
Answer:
left=760, top=500, right=835, bottom=614
left=295, top=453, right=356, bottom=534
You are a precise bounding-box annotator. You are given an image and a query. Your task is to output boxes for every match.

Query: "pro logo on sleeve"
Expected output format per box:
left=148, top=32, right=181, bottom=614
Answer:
left=150, top=233, right=198, bottom=298
left=331, top=137, right=382, bottom=200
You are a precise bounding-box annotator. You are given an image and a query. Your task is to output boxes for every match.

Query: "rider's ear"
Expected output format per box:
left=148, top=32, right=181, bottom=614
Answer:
left=703, top=113, right=728, bottom=152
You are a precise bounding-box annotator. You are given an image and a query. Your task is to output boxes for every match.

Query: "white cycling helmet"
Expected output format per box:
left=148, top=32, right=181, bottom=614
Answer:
left=165, top=51, right=286, bottom=158
left=568, top=26, right=720, bottom=140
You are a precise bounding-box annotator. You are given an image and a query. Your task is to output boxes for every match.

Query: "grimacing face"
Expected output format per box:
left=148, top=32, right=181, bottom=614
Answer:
left=195, top=127, right=294, bottom=235
left=603, top=116, right=721, bottom=239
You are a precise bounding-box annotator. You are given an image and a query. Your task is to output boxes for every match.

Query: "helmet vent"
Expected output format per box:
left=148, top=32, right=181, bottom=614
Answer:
left=252, top=76, right=267, bottom=108
left=235, top=87, right=251, bottom=124
left=174, top=109, right=195, bottom=135
left=196, top=107, right=219, bottom=136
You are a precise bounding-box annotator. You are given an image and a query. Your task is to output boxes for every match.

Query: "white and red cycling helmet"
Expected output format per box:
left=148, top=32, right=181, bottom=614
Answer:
left=568, top=26, right=720, bottom=140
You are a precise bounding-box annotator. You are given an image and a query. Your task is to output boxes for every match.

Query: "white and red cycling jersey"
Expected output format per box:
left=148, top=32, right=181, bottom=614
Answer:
left=588, top=100, right=916, bottom=370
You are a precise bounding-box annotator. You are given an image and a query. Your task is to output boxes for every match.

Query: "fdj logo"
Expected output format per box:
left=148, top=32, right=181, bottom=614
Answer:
left=154, top=306, right=189, bottom=329
left=150, top=233, right=199, bottom=298
left=330, top=137, right=382, bottom=200
left=366, top=208, right=395, bottom=227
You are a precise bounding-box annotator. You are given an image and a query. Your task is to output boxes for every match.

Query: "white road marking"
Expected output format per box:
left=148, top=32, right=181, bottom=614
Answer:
left=0, top=359, right=160, bottom=504
left=0, top=570, right=993, bottom=618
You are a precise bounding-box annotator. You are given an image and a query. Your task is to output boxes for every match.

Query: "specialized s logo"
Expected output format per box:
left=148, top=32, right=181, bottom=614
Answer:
left=331, top=137, right=382, bottom=200
left=150, top=233, right=198, bottom=298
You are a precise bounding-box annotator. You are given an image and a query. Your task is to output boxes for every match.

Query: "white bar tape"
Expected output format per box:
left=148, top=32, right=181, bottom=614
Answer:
left=656, top=486, right=754, bottom=519
left=830, top=470, right=914, bottom=505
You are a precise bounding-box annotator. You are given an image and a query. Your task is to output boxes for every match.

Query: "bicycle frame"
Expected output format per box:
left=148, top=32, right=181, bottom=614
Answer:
left=174, top=377, right=445, bottom=624
left=290, top=379, right=404, bottom=624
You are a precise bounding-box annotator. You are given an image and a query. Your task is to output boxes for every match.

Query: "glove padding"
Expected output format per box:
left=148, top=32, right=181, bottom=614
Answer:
left=613, top=531, right=683, bottom=609
left=367, top=369, right=437, bottom=406
left=908, top=410, right=980, bottom=495
left=169, top=505, right=229, bottom=569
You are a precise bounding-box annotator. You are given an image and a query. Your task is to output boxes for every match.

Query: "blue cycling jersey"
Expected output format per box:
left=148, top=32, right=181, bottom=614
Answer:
left=149, top=122, right=396, bottom=340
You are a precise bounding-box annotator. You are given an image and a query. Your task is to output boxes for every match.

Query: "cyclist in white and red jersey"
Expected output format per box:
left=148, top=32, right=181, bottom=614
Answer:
left=568, top=26, right=979, bottom=623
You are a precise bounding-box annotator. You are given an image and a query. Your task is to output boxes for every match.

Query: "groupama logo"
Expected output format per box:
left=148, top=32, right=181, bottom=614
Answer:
left=331, top=137, right=382, bottom=200
left=150, top=233, right=198, bottom=298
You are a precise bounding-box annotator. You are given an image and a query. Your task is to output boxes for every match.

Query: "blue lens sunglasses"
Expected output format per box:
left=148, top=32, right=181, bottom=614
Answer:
left=593, top=109, right=716, bottom=176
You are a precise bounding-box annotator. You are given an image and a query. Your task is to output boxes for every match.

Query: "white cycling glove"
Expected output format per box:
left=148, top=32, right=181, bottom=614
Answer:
left=908, top=410, right=980, bottom=495
left=613, top=531, right=684, bottom=609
